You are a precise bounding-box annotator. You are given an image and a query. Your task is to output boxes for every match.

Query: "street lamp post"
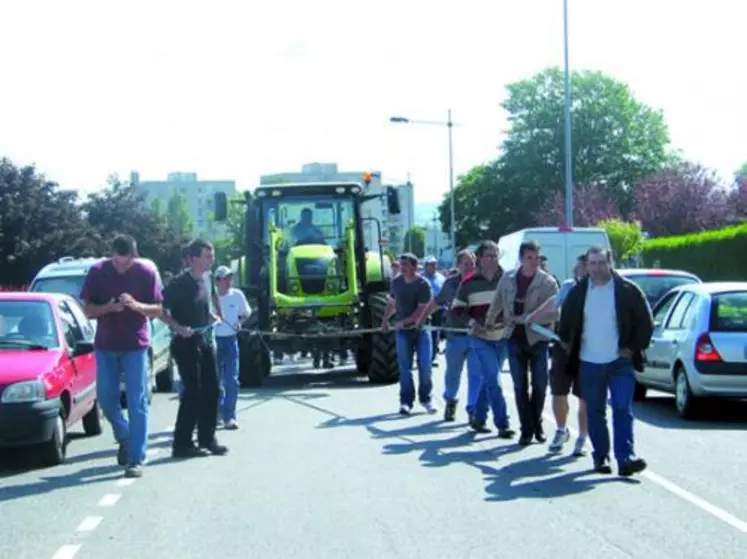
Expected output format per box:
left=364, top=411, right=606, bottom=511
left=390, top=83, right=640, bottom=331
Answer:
left=390, top=110, right=457, bottom=265
left=563, top=0, right=574, bottom=227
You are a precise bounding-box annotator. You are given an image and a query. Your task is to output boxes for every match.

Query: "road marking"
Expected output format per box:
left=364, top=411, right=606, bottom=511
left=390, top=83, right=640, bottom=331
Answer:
left=76, top=516, right=103, bottom=533
left=146, top=448, right=161, bottom=458
left=98, top=493, right=121, bottom=507
left=115, top=478, right=136, bottom=487
left=162, top=424, right=174, bottom=433
left=540, top=412, right=747, bottom=533
left=51, top=544, right=81, bottom=559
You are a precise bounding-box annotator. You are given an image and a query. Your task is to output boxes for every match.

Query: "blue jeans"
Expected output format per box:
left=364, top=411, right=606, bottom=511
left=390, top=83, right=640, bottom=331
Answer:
left=395, top=330, right=433, bottom=406
left=580, top=358, right=636, bottom=464
left=217, top=335, right=240, bottom=421
left=95, top=348, right=149, bottom=465
left=471, top=337, right=511, bottom=428
left=507, top=339, right=549, bottom=436
left=443, top=334, right=480, bottom=409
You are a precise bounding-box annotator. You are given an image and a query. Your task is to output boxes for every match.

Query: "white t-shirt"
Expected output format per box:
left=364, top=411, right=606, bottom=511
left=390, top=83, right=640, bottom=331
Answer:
left=580, top=279, right=620, bottom=364
left=215, top=288, right=251, bottom=338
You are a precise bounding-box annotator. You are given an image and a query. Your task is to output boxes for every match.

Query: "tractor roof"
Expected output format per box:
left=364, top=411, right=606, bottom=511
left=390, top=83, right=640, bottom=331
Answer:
left=254, top=182, right=366, bottom=198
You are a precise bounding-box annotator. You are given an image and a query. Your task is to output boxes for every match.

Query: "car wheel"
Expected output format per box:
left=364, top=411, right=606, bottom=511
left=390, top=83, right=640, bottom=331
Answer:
left=82, top=400, right=103, bottom=436
left=40, top=412, right=67, bottom=466
left=155, top=358, right=175, bottom=393
left=675, top=367, right=698, bottom=420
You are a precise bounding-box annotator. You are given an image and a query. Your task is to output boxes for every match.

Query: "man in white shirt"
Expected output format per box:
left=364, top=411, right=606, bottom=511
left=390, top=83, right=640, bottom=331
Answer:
left=213, top=265, right=251, bottom=429
left=556, top=247, right=653, bottom=476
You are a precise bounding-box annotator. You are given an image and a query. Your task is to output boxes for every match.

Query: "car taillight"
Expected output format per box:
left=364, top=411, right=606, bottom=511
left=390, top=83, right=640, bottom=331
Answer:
left=695, top=333, right=722, bottom=362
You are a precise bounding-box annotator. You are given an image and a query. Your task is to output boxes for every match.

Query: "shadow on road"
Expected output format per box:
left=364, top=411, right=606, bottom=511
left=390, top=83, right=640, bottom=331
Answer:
left=634, top=396, right=747, bottom=430
left=0, top=462, right=122, bottom=503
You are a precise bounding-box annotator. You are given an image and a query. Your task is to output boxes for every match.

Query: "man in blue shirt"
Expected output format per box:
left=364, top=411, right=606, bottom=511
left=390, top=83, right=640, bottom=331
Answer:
left=422, top=256, right=445, bottom=365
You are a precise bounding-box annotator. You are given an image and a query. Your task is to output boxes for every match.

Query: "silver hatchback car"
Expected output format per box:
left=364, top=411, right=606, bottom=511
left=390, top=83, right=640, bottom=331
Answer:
left=636, top=282, right=747, bottom=419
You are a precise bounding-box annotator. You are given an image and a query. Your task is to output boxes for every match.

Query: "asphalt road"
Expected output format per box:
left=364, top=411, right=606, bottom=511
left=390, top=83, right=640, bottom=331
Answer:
left=2, top=354, right=747, bottom=559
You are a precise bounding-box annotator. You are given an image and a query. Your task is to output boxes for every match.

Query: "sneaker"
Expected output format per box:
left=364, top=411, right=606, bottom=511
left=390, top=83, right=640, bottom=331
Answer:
left=116, top=443, right=128, bottom=467
left=124, top=463, right=144, bottom=478
left=594, top=456, right=613, bottom=474
left=572, top=435, right=587, bottom=457
left=200, top=441, right=229, bottom=456
left=443, top=400, right=457, bottom=422
left=497, top=427, right=515, bottom=439
left=422, top=402, right=437, bottom=415
left=549, top=428, right=570, bottom=452
left=618, top=457, right=647, bottom=477
left=470, top=421, right=491, bottom=434
left=399, top=404, right=412, bottom=416
left=172, top=445, right=210, bottom=459
left=518, top=432, right=533, bottom=446
left=224, top=419, right=239, bottom=430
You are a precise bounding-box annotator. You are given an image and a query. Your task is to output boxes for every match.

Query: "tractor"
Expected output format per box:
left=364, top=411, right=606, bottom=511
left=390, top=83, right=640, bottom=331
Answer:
left=212, top=175, right=401, bottom=387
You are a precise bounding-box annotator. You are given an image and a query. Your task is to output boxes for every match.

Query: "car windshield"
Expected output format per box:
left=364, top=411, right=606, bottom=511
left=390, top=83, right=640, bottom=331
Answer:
left=0, top=300, right=58, bottom=350
left=711, top=291, right=747, bottom=332
left=262, top=195, right=355, bottom=249
left=30, top=276, right=86, bottom=302
left=625, top=274, right=700, bottom=307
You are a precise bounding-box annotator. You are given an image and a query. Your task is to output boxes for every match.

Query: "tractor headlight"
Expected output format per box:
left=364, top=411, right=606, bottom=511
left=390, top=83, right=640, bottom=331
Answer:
left=1, top=379, right=46, bottom=403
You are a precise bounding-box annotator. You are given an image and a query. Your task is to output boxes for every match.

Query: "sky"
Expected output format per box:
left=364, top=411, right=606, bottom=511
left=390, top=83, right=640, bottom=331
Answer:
left=1, top=0, right=745, bottom=203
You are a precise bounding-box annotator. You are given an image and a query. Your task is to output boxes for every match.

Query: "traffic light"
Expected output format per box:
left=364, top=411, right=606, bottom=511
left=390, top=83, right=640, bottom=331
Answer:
left=386, top=186, right=401, bottom=215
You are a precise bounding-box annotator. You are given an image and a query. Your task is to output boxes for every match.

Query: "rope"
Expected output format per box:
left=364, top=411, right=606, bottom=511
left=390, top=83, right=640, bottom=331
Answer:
left=237, top=324, right=475, bottom=339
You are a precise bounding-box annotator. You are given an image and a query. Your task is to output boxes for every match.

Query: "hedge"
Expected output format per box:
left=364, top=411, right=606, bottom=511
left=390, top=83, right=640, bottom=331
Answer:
left=641, top=224, right=747, bottom=281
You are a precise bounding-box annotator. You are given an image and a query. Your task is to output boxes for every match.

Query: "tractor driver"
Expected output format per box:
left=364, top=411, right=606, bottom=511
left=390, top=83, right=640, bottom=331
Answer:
left=292, top=208, right=326, bottom=245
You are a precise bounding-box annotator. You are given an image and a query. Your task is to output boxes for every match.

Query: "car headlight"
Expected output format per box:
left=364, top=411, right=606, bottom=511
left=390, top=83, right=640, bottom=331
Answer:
left=1, top=380, right=46, bottom=404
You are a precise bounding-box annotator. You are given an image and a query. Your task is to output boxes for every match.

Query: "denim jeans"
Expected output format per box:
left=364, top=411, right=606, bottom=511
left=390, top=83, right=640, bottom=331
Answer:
left=395, top=330, right=433, bottom=406
left=216, top=335, right=240, bottom=422
left=95, top=349, right=149, bottom=465
left=579, top=358, right=636, bottom=464
left=507, top=339, right=549, bottom=436
left=471, top=337, right=511, bottom=428
left=443, top=334, right=480, bottom=410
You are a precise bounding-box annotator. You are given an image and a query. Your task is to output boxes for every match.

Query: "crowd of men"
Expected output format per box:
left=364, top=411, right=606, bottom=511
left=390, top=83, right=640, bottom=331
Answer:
left=81, top=235, right=250, bottom=478
left=382, top=240, right=654, bottom=477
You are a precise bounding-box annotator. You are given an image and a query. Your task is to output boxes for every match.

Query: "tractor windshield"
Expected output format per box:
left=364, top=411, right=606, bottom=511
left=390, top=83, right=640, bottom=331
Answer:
left=263, top=195, right=355, bottom=248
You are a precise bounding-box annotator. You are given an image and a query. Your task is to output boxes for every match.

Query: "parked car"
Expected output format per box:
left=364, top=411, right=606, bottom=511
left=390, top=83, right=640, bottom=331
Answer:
left=28, top=256, right=175, bottom=397
left=0, top=292, right=101, bottom=465
left=636, top=282, right=747, bottom=419
left=617, top=268, right=702, bottom=308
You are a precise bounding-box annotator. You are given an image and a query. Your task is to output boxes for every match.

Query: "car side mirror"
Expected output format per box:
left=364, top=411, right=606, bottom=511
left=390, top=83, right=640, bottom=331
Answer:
left=72, top=340, right=95, bottom=357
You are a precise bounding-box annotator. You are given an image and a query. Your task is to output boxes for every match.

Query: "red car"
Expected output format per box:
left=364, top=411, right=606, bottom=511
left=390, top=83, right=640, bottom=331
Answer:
left=0, top=292, right=101, bottom=466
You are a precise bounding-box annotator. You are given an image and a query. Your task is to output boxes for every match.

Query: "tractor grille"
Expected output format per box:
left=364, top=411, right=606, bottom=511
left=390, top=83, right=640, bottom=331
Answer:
left=295, top=258, right=329, bottom=294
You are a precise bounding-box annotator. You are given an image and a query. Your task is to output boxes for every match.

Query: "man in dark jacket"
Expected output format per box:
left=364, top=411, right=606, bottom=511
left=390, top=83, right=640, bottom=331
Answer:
left=556, top=246, right=654, bottom=476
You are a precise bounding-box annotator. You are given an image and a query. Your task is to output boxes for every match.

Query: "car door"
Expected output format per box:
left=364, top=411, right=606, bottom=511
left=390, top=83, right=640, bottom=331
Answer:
left=58, top=301, right=96, bottom=422
left=643, top=291, right=681, bottom=388
left=651, top=292, right=697, bottom=389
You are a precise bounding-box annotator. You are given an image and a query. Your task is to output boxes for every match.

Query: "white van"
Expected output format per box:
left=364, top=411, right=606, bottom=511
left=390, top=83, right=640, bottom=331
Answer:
left=28, top=256, right=175, bottom=399
left=498, top=227, right=612, bottom=282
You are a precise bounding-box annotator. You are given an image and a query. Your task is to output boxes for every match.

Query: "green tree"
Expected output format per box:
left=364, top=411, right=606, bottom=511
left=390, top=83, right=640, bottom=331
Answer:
left=402, top=226, right=426, bottom=258
left=439, top=67, right=672, bottom=237
left=0, top=158, right=91, bottom=285
left=598, top=218, right=644, bottom=262
left=736, top=161, right=747, bottom=181
left=150, top=198, right=162, bottom=215
left=165, top=191, right=193, bottom=237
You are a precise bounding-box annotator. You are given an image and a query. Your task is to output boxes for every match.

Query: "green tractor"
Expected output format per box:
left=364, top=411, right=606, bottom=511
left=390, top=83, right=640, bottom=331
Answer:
left=212, top=177, right=400, bottom=387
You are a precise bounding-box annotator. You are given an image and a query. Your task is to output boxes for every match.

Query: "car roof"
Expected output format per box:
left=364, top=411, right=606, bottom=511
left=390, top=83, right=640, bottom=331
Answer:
left=677, top=281, right=747, bottom=296
left=0, top=292, right=64, bottom=303
left=617, top=268, right=700, bottom=278
left=33, top=256, right=161, bottom=281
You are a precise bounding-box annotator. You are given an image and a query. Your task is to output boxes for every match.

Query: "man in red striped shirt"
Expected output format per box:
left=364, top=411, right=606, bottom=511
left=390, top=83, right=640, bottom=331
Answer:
left=453, top=240, right=515, bottom=438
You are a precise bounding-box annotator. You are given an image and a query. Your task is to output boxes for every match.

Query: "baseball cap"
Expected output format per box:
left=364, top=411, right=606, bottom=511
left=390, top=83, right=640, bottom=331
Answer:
left=214, top=265, right=233, bottom=279
left=423, top=255, right=437, bottom=264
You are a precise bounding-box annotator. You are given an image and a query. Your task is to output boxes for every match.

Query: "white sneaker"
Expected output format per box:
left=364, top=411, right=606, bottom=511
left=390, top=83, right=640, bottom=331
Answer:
left=549, top=428, right=570, bottom=452
left=572, top=435, right=587, bottom=456
left=399, top=404, right=412, bottom=415
left=422, top=402, right=438, bottom=415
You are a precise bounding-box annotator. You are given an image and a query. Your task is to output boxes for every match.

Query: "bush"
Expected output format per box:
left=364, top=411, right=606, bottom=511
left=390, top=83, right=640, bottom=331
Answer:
left=598, top=219, right=644, bottom=261
left=641, top=224, right=747, bottom=280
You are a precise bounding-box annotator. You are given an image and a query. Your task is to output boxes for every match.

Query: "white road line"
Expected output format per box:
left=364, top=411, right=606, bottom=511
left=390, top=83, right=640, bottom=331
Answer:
left=146, top=447, right=161, bottom=457
left=98, top=493, right=121, bottom=507
left=115, top=478, right=136, bottom=487
left=76, top=516, right=103, bottom=533
left=540, top=412, right=747, bottom=533
left=51, top=544, right=82, bottom=559
left=161, top=424, right=174, bottom=433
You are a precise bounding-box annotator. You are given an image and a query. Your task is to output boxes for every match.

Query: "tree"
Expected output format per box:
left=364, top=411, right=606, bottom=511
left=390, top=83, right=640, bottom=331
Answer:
left=212, top=193, right=245, bottom=266
left=402, top=226, right=425, bottom=258
left=0, top=158, right=91, bottom=286
left=735, top=161, right=747, bottom=181
left=730, top=176, right=747, bottom=220
left=165, top=190, right=194, bottom=237
left=83, top=175, right=186, bottom=273
left=439, top=68, right=672, bottom=240
left=533, top=183, right=621, bottom=227
left=633, top=162, right=732, bottom=237
left=598, top=219, right=644, bottom=262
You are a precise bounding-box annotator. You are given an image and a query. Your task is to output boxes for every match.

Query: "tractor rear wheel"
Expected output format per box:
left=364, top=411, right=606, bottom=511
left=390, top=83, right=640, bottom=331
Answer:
left=364, top=292, right=398, bottom=384
left=238, top=310, right=271, bottom=387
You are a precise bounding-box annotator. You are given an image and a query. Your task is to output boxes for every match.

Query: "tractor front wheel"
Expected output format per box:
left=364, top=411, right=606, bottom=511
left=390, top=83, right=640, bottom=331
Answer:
left=364, top=292, right=398, bottom=384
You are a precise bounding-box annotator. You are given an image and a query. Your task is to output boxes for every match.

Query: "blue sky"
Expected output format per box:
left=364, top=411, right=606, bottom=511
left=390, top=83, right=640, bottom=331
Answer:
left=1, top=0, right=744, bottom=203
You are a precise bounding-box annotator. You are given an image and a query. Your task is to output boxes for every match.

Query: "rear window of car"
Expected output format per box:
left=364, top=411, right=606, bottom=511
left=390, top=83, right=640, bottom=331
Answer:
left=625, top=274, right=700, bottom=306
left=710, top=292, right=747, bottom=332
left=30, top=276, right=86, bottom=302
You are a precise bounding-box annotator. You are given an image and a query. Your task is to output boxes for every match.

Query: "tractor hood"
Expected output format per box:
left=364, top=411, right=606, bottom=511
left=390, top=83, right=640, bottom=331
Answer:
left=285, top=244, right=337, bottom=295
